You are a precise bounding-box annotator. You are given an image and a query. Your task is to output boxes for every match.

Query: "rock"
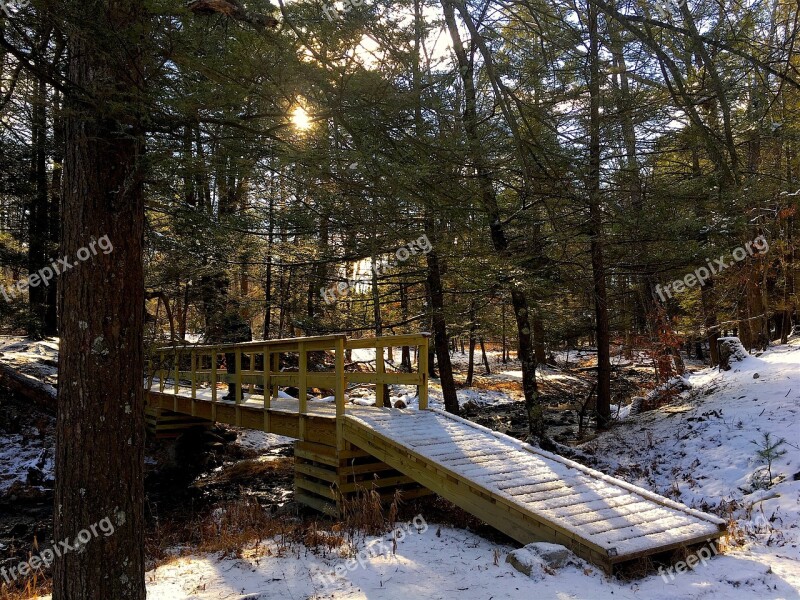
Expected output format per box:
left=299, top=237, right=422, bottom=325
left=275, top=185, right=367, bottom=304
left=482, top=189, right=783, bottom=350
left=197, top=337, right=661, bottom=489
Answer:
left=506, top=548, right=546, bottom=581
left=461, top=399, right=480, bottom=412
left=393, top=399, right=407, bottom=409
left=753, top=373, right=760, bottom=379
left=507, top=542, right=575, bottom=578
left=527, top=542, right=573, bottom=568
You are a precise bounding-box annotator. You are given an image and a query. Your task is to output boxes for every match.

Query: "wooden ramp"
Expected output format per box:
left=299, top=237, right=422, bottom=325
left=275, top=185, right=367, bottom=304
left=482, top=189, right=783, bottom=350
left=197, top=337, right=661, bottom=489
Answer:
left=145, top=333, right=727, bottom=574
left=342, top=408, right=726, bottom=572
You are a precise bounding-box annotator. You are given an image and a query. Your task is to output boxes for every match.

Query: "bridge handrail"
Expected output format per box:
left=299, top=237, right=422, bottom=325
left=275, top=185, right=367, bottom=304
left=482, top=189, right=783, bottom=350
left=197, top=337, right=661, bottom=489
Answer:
left=145, top=334, right=430, bottom=424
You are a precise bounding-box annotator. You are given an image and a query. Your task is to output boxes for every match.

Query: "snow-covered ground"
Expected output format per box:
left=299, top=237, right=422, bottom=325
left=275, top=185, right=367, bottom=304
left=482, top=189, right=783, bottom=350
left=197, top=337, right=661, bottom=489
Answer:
left=0, top=335, right=58, bottom=384
left=94, top=340, right=800, bottom=598
left=0, top=430, right=53, bottom=495
left=9, top=337, right=799, bottom=598
left=0, top=337, right=57, bottom=494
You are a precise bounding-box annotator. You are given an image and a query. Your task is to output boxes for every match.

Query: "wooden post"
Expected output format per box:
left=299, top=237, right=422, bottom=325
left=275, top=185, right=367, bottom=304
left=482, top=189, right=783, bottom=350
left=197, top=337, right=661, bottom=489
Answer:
left=211, top=348, right=217, bottom=422
left=335, top=337, right=345, bottom=418
left=190, top=350, right=197, bottom=416
left=298, top=342, right=307, bottom=440
left=173, top=350, right=179, bottom=412
left=263, top=349, right=271, bottom=432
left=419, top=337, right=429, bottom=410
left=235, top=347, right=242, bottom=426
left=190, top=351, right=197, bottom=399
left=173, top=351, right=179, bottom=394
left=271, top=351, right=279, bottom=401
left=376, top=342, right=385, bottom=407
left=247, top=352, right=254, bottom=394
left=158, top=351, right=165, bottom=393
left=335, top=336, right=346, bottom=450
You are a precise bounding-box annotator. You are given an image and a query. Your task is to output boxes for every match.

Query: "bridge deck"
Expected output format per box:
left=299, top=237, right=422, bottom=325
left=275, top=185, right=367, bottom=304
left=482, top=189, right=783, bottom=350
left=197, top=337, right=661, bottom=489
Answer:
left=343, top=409, right=726, bottom=568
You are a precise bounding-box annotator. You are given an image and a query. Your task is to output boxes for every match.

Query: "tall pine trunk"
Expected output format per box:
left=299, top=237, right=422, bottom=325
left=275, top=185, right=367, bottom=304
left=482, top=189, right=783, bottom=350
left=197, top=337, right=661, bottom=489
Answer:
left=54, top=1, right=146, bottom=597
left=588, top=1, right=611, bottom=429
left=28, top=61, right=49, bottom=339
left=425, top=234, right=459, bottom=413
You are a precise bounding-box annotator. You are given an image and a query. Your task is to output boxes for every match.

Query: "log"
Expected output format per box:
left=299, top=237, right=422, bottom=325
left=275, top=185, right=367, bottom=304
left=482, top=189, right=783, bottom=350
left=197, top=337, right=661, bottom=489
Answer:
left=0, top=360, right=57, bottom=414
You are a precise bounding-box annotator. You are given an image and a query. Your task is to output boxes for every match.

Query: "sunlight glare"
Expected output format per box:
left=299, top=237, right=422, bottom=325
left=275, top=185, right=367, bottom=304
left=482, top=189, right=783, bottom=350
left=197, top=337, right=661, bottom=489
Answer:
left=291, top=106, right=312, bottom=131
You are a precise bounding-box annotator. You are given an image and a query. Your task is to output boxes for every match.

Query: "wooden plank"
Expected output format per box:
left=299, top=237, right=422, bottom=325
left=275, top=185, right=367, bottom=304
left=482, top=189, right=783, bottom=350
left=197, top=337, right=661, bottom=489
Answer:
left=339, top=474, right=416, bottom=494
left=295, top=477, right=338, bottom=500
left=345, top=372, right=421, bottom=385
left=339, top=461, right=399, bottom=476
left=345, top=334, right=429, bottom=350
left=156, top=334, right=346, bottom=353
left=295, top=462, right=339, bottom=483
left=295, top=441, right=368, bottom=462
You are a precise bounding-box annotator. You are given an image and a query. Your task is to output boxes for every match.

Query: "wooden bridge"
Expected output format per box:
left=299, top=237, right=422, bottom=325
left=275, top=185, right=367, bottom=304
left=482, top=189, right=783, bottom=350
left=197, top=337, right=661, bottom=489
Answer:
left=145, top=333, right=727, bottom=574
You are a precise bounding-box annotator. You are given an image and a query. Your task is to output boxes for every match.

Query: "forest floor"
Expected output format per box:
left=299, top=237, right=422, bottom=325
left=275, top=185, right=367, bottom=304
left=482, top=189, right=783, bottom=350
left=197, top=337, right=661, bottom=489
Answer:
left=0, top=337, right=798, bottom=598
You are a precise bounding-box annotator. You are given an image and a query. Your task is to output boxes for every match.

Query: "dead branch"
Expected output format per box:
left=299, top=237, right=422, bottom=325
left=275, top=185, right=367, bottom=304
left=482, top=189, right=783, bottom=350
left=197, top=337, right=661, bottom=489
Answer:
left=187, top=0, right=279, bottom=29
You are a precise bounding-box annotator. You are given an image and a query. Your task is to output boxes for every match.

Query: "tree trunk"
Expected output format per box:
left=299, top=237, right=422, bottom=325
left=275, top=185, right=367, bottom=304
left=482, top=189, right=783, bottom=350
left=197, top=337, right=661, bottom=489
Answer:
left=400, top=282, right=412, bottom=371
left=28, top=63, right=49, bottom=339
left=425, top=234, right=459, bottom=413
left=263, top=193, right=274, bottom=339
left=588, top=1, right=611, bottom=430
left=480, top=338, right=491, bottom=375
left=442, top=0, right=542, bottom=437
left=465, top=299, right=477, bottom=386
left=501, top=299, right=507, bottom=363
left=54, top=0, right=146, bottom=597
left=45, top=89, right=63, bottom=336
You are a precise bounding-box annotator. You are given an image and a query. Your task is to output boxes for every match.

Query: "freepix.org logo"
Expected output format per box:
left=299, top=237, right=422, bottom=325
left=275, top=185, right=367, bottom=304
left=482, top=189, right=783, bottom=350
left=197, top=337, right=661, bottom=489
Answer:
left=0, top=0, right=29, bottom=17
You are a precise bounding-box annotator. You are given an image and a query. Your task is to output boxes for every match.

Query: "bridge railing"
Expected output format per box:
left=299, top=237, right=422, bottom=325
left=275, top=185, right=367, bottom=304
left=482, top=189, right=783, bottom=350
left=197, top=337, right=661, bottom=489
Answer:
left=145, top=333, right=430, bottom=419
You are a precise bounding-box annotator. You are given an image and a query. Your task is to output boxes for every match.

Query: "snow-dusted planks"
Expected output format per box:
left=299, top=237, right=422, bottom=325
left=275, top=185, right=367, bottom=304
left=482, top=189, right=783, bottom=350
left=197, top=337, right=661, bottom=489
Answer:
left=343, top=409, right=726, bottom=570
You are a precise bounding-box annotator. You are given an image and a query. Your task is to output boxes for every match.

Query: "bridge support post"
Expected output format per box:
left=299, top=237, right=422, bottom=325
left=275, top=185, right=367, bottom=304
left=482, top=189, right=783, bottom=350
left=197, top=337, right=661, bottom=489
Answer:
left=335, top=336, right=345, bottom=452
left=419, top=335, right=429, bottom=410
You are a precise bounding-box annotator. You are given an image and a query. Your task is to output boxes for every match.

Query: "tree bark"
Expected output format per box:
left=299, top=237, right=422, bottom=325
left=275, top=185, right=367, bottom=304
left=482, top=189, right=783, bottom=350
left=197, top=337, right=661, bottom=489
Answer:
left=45, top=90, right=62, bottom=337
left=465, top=299, right=477, bottom=386
left=53, top=0, right=147, bottom=597
left=425, top=234, right=459, bottom=413
left=479, top=338, right=491, bottom=375
left=588, top=1, right=612, bottom=430
left=28, top=54, right=50, bottom=339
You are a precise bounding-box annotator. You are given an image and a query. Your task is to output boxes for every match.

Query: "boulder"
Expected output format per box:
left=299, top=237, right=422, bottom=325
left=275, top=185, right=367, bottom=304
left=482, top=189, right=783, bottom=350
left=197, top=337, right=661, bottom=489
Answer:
left=506, top=548, right=546, bottom=580
left=525, top=542, right=573, bottom=568
left=506, top=542, right=576, bottom=578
